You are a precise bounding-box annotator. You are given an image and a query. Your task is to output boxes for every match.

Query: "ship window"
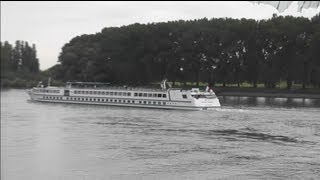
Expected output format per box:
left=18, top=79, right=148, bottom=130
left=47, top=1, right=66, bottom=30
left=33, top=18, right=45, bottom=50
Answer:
left=153, top=102, right=156, bottom=104
left=139, top=93, right=142, bottom=97
left=143, top=93, right=147, bottom=97
left=163, top=94, right=167, bottom=98
left=114, top=92, right=118, bottom=96
left=123, top=92, right=126, bottom=96
left=114, top=99, right=117, bottom=102
left=148, top=101, right=152, bottom=104
left=118, top=92, right=122, bottom=96
left=153, top=94, right=157, bottom=97
left=163, top=102, right=166, bottom=105
left=158, top=102, right=161, bottom=105
left=148, top=93, right=152, bottom=97
left=158, top=94, right=162, bottom=97
left=182, top=95, right=187, bottom=99
left=134, top=93, right=137, bottom=96
left=104, top=92, right=108, bottom=95
left=127, top=92, right=131, bottom=96
left=139, top=101, right=142, bottom=104
left=143, top=101, right=146, bottom=104
left=110, top=92, right=114, bottom=96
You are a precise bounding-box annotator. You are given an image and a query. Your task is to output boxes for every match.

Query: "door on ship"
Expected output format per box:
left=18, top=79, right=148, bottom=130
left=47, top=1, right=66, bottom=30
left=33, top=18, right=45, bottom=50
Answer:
left=64, top=90, right=70, bottom=96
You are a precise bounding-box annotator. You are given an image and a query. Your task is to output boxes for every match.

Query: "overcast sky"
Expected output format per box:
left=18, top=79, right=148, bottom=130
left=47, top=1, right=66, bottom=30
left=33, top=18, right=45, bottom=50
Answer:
left=1, top=1, right=320, bottom=70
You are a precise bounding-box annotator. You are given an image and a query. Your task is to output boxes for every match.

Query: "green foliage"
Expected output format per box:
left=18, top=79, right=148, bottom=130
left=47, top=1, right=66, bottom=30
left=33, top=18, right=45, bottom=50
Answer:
left=1, top=41, right=41, bottom=88
left=55, top=14, right=320, bottom=89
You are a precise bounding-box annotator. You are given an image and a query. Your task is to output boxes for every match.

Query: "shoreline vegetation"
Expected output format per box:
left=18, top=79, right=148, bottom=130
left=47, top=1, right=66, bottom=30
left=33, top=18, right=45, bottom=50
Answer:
left=2, top=14, right=320, bottom=101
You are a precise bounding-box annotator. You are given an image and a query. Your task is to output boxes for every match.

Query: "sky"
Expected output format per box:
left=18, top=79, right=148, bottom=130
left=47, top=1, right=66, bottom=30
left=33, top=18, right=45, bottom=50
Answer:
left=1, top=1, right=320, bottom=70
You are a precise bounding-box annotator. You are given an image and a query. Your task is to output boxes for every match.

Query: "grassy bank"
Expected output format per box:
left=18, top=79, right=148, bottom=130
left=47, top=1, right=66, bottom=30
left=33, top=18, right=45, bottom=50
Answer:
left=169, top=81, right=320, bottom=99
left=1, top=78, right=65, bottom=89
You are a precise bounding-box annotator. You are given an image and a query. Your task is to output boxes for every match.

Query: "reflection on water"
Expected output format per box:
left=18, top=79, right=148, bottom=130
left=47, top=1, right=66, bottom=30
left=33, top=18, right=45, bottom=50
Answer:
left=220, top=96, right=320, bottom=108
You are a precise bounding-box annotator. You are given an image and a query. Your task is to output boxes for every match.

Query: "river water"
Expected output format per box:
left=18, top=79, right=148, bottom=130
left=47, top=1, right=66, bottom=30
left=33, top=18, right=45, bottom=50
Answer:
left=1, top=89, right=320, bottom=179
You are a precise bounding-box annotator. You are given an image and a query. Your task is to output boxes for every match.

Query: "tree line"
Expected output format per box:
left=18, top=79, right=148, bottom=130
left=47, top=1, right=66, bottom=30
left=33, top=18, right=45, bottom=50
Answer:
left=1, top=40, right=40, bottom=87
left=48, top=14, right=320, bottom=89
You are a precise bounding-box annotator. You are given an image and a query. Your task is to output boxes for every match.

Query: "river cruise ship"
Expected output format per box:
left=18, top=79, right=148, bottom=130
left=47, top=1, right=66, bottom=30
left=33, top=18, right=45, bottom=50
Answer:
left=27, top=80, right=220, bottom=110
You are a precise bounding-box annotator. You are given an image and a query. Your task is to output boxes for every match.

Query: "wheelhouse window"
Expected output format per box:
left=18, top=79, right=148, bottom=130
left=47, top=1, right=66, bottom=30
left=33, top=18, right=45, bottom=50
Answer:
left=163, top=94, right=167, bottom=98
left=182, top=94, right=187, bottom=99
left=158, top=94, right=162, bottom=98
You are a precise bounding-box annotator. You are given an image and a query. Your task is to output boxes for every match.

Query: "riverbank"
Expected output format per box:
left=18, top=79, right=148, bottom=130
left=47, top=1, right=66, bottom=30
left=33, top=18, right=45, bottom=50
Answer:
left=213, top=87, right=320, bottom=99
